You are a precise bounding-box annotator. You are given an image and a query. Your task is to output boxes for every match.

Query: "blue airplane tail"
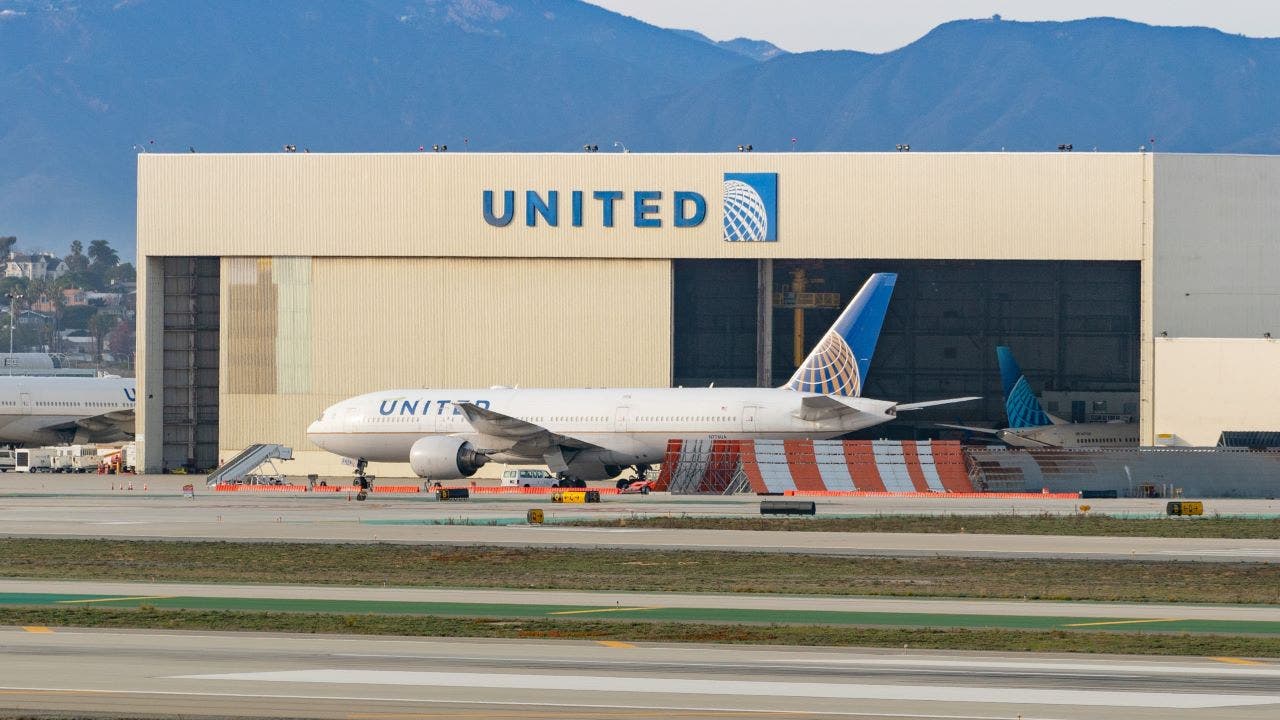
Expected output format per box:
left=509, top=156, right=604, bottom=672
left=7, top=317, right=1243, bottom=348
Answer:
left=997, top=346, right=1053, bottom=428
left=784, top=272, right=896, bottom=397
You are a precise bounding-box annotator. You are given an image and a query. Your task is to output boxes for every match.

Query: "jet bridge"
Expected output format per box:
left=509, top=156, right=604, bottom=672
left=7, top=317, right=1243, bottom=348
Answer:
left=205, top=444, right=293, bottom=487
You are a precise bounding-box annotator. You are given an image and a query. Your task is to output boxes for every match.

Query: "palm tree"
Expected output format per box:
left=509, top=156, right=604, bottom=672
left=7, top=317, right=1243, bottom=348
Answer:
left=65, top=240, right=89, bottom=275
left=89, top=313, right=116, bottom=363
left=87, top=239, right=119, bottom=273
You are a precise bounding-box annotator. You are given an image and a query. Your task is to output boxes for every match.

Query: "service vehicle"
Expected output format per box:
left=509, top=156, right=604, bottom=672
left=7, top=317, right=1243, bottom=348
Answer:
left=15, top=448, right=56, bottom=473
left=500, top=468, right=558, bottom=487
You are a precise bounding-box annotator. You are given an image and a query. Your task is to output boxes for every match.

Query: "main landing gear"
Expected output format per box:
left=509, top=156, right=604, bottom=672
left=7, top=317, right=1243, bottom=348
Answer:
left=555, top=472, right=587, bottom=488
left=352, top=458, right=372, bottom=501
left=616, top=464, right=652, bottom=490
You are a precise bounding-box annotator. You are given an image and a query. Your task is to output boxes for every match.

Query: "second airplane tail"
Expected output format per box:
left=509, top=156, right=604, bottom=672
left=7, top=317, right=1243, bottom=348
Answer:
left=996, top=345, right=1053, bottom=428
left=784, top=272, right=896, bottom=398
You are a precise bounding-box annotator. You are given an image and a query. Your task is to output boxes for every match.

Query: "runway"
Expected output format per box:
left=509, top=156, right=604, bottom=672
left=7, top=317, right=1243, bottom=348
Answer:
left=3, top=477, right=1280, bottom=561
left=3, top=579, right=1278, bottom=634
left=1, top=626, right=1278, bottom=719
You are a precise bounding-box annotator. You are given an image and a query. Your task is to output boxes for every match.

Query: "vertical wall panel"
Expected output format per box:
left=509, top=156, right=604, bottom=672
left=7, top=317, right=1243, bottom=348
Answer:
left=217, top=257, right=672, bottom=458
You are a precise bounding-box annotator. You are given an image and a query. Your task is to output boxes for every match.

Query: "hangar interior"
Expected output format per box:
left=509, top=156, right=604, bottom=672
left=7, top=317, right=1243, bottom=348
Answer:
left=674, top=259, right=1139, bottom=436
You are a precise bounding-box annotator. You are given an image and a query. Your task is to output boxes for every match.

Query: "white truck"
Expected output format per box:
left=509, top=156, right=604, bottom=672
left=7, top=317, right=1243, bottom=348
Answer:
left=0, top=448, right=13, bottom=472
left=15, top=448, right=56, bottom=473
left=500, top=468, right=558, bottom=487
left=52, top=445, right=99, bottom=473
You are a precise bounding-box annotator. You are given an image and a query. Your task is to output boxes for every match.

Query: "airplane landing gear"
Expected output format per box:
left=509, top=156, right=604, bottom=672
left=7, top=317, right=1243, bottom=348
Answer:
left=617, top=464, right=652, bottom=490
left=353, top=458, right=372, bottom=501
left=556, top=472, right=587, bottom=488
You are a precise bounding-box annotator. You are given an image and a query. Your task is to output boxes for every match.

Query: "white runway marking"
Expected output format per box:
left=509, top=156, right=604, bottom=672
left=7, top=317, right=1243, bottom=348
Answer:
left=776, top=657, right=1280, bottom=677
left=0, top=685, right=1067, bottom=718
left=177, top=669, right=1280, bottom=709
left=1155, top=548, right=1280, bottom=557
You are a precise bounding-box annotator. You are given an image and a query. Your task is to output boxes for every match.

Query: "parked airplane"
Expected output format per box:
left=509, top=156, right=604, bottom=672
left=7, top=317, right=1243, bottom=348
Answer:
left=940, top=346, right=1137, bottom=448
left=0, top=376, right=136, bottom=446
left=308, top=273, right=978, bottom=487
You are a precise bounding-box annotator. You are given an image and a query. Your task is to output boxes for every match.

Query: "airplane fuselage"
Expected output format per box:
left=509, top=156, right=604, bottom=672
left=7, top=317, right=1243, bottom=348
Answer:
left=0, top=376, right=136, bottom=446
left=997, top=423, right=1140, bottom=449
left=307, top=387, right=898, bottom=468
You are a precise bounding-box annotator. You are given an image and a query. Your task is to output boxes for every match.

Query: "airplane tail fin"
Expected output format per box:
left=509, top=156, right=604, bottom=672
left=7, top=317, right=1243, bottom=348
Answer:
left=784, top=272, right=896, bottom=397
left=996, top=345, right=1052, bottom=428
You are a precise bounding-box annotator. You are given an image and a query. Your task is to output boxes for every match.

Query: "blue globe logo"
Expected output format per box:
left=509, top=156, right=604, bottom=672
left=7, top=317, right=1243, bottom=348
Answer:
left=723, top=179, right=769, bottom=242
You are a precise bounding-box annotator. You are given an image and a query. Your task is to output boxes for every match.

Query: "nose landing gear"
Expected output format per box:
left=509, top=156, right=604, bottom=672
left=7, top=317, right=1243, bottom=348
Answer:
left=353, top=458, right=372, bottom=501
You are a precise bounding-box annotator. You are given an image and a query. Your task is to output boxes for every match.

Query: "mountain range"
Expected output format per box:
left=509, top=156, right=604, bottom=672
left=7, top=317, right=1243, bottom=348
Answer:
left=3, top=0, right=1279, bottom=255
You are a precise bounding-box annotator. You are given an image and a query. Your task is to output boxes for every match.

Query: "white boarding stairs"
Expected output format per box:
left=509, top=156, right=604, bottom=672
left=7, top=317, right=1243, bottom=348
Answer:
left=205, top=444, right=293, bottom=487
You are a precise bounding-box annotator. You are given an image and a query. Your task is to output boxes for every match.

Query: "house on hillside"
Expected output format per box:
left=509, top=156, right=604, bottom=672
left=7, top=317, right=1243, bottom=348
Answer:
left=30, top=288, right=88, bottom=313
left=5, top=253, right=67, bottom=281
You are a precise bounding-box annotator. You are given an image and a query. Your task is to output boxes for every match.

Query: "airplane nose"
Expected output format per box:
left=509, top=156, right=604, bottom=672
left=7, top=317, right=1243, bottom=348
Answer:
left=306, top=419, right=326, bottom=447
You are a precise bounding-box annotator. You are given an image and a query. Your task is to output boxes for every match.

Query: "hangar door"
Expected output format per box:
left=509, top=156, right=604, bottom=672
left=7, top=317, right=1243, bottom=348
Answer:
left=160, top=257, right=220, bottom=471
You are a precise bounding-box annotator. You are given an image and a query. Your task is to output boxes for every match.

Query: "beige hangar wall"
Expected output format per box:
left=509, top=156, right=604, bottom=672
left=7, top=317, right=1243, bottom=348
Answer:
left=138, top=151, right=1152, bottom=474
left=1147, top=154, right=1280, bottom=445
left=215, top=256, right=672, bottom=475
left=138, top=152, right=1148, bottom=261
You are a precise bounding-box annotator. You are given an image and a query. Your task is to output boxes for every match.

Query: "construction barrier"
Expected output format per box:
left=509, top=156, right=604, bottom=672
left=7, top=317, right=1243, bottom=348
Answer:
left=783, top=490, right=1081, bottom=499
left=465, top=486, right=620, bottom=495
left=372, top=485, right=421, bottom=493
left=213, top=484, right=309, bottom=492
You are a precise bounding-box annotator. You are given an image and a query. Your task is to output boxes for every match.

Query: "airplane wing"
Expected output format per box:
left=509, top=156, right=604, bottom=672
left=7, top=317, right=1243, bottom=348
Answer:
left=451, top=402, right=601, bottom=455
left=795, top=395, right=865, bottom=421
left=895, top=396, right=981, bottom=412
left=42, top=410, right=135, bottom=443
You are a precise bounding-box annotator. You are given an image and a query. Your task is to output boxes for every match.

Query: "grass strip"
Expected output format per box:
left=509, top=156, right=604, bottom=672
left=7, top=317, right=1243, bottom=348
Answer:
left=566, top=513, right=1280, bottom=538
left=5, top=606, right=1280, bottom=658
left=3, top=538, right=1280, bottom=604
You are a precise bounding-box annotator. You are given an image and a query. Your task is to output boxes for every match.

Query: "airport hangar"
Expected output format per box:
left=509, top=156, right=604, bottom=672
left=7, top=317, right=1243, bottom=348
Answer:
left=136, top=152, right=1280, bottom=476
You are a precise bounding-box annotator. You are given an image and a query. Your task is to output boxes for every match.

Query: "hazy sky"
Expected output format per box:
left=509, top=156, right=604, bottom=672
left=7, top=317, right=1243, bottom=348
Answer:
left=587, top=1, right=1280, bottom=53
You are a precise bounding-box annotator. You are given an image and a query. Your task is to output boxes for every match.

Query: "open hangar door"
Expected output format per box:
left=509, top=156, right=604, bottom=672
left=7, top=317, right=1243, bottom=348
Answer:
left=672, top=259, right=1139, bottom=438
left=776, top=260, right=1140, bottom=438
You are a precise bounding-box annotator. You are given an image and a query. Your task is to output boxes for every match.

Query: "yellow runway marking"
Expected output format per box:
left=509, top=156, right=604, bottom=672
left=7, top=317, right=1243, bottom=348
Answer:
left=548, top=606, right=660, bottom=616
left=56, top=595, right=172, bottom=605
left=1063, top=618, right=1183, bottom=628
left=1210, top=656, right=1269, bottom=666
left=20, top=626, right=52, bottom=633
left=596, top=640, right=636, bottom=649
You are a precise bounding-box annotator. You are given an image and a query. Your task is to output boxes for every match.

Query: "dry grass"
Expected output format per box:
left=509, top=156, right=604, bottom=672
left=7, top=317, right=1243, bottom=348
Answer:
left=3, top=539, right=1280, bottom=604
left=3, top=606, right=1278, bottom=657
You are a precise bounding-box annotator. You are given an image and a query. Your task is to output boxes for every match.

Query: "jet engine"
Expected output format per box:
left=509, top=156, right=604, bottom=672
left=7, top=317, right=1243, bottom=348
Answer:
left=409, top=436, right=488, bottom=479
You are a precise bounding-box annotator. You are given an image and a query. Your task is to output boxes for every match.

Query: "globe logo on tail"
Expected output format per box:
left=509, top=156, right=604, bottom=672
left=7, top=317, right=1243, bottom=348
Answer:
left=785, top=331, right=861, bottom=396
left=723, top=172, right=778, bottom=242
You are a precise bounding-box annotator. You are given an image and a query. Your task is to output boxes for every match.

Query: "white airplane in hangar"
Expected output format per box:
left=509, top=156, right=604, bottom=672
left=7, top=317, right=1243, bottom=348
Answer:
left=939, top=346, right=1138, bottom=449
left=0, top=376, right=136, bottom=446
left=307, top=273, right=979, bottom=487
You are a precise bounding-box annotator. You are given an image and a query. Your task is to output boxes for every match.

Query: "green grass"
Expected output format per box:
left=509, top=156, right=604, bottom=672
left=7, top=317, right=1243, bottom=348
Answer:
left=566, top=513, right=1280, bottom=538
left=6, top=606, right=1280, bottom=657
left=4, top=538, right=1280, bottom=604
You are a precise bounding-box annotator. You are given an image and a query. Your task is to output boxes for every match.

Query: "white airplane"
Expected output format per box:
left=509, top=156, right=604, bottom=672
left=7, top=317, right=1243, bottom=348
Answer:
left=0, top=376, right=136, bottom=446
left=939, top=346, right=1138, bottom=448
left=307, top=273, right=978, bottom=487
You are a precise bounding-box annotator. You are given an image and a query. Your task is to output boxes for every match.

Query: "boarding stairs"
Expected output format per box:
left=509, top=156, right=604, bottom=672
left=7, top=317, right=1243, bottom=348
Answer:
left=205, top=444, right=294, bottom=487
